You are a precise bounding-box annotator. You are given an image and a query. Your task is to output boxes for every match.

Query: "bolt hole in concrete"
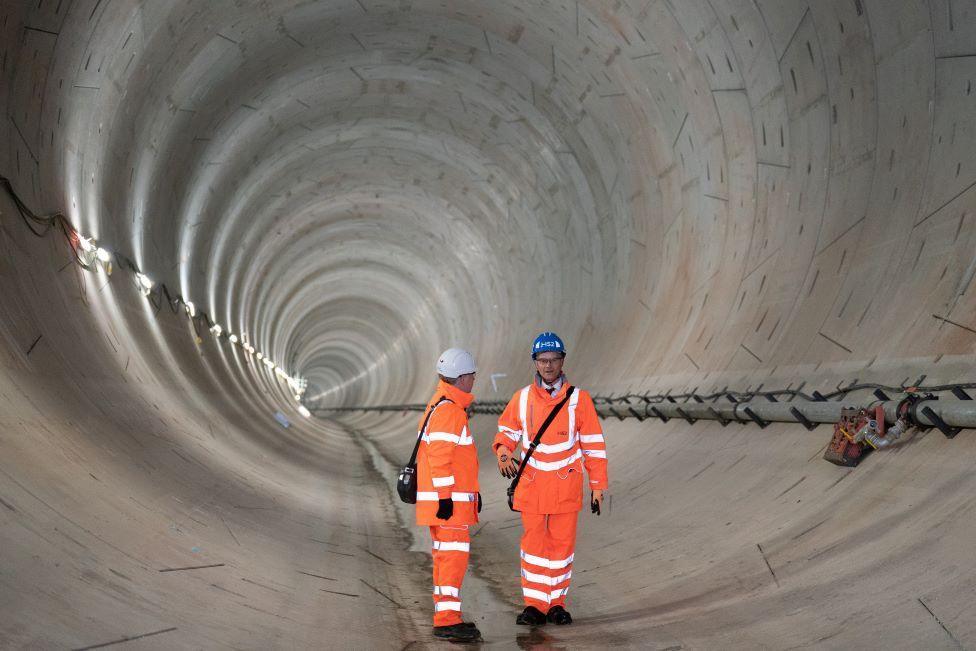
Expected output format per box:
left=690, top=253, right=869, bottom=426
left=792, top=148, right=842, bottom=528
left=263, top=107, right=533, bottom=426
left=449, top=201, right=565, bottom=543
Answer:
left=2, top=0, right=976, bottom=649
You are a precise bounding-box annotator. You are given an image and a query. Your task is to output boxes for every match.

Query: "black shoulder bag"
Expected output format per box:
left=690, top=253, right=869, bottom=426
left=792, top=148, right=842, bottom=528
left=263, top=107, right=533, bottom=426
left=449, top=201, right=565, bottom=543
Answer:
left=507, top=386, right=575, bottom=511
left=397, top=397, right=451, bottom=504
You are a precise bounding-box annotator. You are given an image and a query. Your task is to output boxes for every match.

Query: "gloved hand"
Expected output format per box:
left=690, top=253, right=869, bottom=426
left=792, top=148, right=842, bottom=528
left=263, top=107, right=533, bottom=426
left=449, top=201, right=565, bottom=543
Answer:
left=477, top=492, right=482, bottom=513
left=497, top=448, right=518, bottom=478
left=590, top=490, right=603, bottom=516
left=436, top=497, right=454, bottom=520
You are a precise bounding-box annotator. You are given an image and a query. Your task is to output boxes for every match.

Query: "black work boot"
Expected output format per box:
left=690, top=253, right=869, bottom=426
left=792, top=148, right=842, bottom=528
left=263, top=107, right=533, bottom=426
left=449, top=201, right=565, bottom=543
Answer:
left=433, top=623, right=481, bottom=641
left=546, top=605, right=573, bottom=625
left=515, top=606, right=547, bottom=626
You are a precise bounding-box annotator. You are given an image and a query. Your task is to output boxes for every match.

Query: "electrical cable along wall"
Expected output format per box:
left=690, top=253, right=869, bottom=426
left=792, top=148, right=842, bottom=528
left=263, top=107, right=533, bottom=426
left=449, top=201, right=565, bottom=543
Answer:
left=2, top=1, right=976, bottom=648
left=0, top=176, right=308, bottom=404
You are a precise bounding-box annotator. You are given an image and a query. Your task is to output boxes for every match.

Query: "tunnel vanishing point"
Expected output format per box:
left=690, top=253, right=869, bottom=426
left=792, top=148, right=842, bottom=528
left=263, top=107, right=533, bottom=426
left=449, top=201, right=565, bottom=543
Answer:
left=2, top=1, right=976, bottom=648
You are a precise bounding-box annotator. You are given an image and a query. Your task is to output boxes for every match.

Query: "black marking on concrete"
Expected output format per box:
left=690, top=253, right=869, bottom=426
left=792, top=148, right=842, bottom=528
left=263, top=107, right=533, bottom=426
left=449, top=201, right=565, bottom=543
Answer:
left=297, top=570, right=336, bottom=581
left=108, top=568, right=130, bottom=581
left=321, top=588, right=360, bottom=598
left=25, top=334, right=42, bottom=356
left=740, top=343, right=763, bottom=363
left=792, top=518, right=829, bottom=541
left=918, top=597, right=963, bottom=648
left=360, top=546, right=393, bottom=565
left=916, top=177, right=976, bottom=228
left=360, top=578, right=403, bottom=608
left=757, top=544, right=779, bottom=587
left=807, top=442, right=829, bottom=462
left=219, top=514, right=241, bottom=546
left=0, top=495, right=16, bottom=512
left=932, top=314, right=976, bottom=335
left=689, top=461, right=715, bottom=480
left=241, top=577, right=284, bottom=593
left=776, top=476, right=806, bottom=498
left=209, top=583, right=248, bottom=599
left=350, top=33, right=367, bottom=51
left=824, top=470, right=851, bottom=492
left=241, top=603, right=296, bottom=622
left=159, top=563, right=224, bottom=572
left=72, top=627, right=177, bottom=650
left=24, top=25, right=59, bottom=36
left=727, top=454, right=747, bottom=470
left=818, top=331, right=852, bottom=353
left=807, top=540, right=843, bottom=561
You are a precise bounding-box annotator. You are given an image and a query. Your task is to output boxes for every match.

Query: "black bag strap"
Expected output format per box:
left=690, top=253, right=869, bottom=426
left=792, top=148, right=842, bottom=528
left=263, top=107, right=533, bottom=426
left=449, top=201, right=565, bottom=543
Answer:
left=509, top=386, right=575, bottom=489
left=407, top=397, right=452, bottom=466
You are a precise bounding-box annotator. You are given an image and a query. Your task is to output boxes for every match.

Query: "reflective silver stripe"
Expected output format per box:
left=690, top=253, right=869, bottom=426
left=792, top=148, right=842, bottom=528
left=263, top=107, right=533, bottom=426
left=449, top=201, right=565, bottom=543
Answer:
left=425, top=431, right=460, bottom=444
left=523, top=449, right=582, bottom=471
left=417, top=491, right=478, bottom=502
left=521, top=550, right=574, bottom=569
left=433, top=585, right=460, bottom=597
left=501, top=429, right=520, bottom=442
left=533, top=432, right=578, bottom=454
left=582, top=449, right=607, bottom=458
left=435, top=601, right=462, bottom=612
left=567, top=388, right=579, bottom=445
left=423, top=430, right=473, bottom=446
left=499, top=425, right=521, bottom=436
left=432, top=541, right=470, bottom=552
left=520, top=568, right=573, bottom=586
left=521, top=586, right=569, bottom=602
left=579, top=433, right=604, bottom=444
left=431, top=475, right=455, bottom=487
left=518, top=386, right=530, bottom=443
left=522, top=587, right=550, bottom=603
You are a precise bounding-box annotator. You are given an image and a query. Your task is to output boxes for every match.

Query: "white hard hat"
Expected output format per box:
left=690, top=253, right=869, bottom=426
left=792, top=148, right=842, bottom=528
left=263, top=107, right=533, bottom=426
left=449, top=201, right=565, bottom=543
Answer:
left=437, top=348, right=477, bottom=378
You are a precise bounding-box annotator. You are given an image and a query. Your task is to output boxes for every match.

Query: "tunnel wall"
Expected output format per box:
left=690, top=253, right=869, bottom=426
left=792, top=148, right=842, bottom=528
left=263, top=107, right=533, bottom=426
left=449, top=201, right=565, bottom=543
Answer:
left=2, top=0, right=976, bottom=648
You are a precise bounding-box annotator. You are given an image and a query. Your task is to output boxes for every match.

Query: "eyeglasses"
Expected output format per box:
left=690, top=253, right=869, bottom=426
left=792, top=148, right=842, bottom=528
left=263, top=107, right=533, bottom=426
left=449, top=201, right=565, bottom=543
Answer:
left=534, top=356, right=563, bottom=366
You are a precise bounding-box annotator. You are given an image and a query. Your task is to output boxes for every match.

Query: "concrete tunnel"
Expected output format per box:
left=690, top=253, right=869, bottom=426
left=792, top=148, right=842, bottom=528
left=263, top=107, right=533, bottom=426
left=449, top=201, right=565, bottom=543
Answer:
left=2, top=0, right=976, bottom=648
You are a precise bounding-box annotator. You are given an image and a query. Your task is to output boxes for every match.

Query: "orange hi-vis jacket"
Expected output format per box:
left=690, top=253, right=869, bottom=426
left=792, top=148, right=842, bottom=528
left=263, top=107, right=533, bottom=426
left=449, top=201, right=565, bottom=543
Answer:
left=416, top=380, right=480, bottom=526
left=493, top=381, right=608, bottom=514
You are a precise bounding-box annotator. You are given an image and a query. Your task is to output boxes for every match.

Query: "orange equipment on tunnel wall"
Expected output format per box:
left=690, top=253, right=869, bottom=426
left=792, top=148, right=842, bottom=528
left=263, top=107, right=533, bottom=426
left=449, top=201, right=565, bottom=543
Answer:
left=823, top=406, right=884, bottom=467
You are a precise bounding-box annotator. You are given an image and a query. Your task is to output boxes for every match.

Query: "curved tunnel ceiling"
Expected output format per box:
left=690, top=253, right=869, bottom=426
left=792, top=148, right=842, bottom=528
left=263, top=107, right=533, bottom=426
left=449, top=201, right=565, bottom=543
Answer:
left=2, top=0, right=976, bottom=648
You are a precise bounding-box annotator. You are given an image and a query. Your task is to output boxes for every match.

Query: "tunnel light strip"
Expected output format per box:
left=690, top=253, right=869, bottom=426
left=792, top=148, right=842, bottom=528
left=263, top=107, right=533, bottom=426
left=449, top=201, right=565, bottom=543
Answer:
left=0, top=176, right=309, bottom=414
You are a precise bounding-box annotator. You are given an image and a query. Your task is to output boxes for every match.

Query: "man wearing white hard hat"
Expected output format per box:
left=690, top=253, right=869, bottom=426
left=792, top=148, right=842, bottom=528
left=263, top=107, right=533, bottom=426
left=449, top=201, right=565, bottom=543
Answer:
left=415, top=348, right=482, bottom=642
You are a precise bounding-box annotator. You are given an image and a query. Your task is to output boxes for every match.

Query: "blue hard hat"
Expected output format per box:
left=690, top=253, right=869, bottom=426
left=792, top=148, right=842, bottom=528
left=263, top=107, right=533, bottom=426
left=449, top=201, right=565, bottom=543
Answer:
left=531, top=331, right=566, bottom=359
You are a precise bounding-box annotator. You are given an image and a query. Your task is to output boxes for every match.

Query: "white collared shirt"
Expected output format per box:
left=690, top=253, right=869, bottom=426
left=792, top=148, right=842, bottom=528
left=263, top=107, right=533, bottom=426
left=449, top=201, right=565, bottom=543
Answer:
left=535, top=372, right=565, bottom=397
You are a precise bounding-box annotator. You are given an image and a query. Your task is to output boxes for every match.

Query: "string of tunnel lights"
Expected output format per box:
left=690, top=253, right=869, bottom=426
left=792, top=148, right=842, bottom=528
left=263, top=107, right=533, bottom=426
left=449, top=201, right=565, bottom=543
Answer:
left=1, top=177, right=311, bottom=418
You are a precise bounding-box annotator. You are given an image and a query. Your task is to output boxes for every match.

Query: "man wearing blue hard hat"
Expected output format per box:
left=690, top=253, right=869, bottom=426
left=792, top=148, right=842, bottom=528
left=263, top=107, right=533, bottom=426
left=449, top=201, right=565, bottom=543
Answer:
left=492, top=332, right=608, bottom=626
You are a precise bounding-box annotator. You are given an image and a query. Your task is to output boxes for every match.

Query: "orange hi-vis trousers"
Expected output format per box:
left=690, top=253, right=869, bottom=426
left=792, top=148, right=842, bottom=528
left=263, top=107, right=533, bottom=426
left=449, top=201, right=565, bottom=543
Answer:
left=519, top=512, right=578, bottom=612
left=430, top=524, right=470, bottom=626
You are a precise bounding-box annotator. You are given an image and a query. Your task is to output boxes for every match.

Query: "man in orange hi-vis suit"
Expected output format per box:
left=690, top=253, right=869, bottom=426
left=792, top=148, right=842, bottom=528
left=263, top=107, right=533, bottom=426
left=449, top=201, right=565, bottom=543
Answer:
left=416, top=348, right=482, bottom=642
left=493, top=332, right=607, bottom=626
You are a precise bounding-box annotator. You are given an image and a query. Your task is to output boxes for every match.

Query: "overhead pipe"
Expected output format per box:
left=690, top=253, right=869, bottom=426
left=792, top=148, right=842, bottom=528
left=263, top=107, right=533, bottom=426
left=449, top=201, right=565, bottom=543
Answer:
left=312, top=397, right=976, bottom=437
left=595, top=398, right=976, bottom=437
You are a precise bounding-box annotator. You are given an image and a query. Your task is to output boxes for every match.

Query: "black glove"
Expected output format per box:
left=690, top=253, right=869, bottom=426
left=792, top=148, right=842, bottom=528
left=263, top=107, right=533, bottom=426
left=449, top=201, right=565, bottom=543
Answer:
left=436, top=497, right=454, bottom=520
left=590, top=492, right=601, bottom=516
left=477, top=492, right=482, bottom=513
